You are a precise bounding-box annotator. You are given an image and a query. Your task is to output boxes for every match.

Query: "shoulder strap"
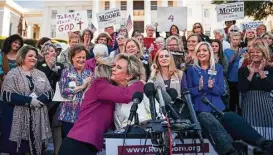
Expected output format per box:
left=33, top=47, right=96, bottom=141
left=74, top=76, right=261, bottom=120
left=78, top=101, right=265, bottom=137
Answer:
left=2, top=53, right=11, bottom=74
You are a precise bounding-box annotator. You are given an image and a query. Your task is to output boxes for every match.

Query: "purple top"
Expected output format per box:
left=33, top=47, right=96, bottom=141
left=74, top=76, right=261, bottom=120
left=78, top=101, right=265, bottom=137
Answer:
left=85, top=58, right=96, bottom=72
left=67, top=78, right=144, bottom=151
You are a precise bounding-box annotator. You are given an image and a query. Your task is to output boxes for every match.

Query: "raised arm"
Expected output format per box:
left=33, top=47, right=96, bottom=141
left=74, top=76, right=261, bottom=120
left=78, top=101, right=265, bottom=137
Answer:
left=94, top=78, right=144, bottom=103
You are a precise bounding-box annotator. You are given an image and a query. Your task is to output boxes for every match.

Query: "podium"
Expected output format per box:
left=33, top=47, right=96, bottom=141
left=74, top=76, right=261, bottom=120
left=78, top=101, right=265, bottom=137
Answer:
left=104, top=130, right=217, bottom=155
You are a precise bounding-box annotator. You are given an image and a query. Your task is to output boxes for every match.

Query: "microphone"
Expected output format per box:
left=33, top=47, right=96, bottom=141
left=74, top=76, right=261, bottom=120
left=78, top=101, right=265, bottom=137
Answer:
left=182, top=89, right=204, bottom=143
left=199, top=98, right=272, bottom=152
left=197, top=112, right=236, bottom=155
left=144, top=82, right=157, bottom=120
left=127, top=92, right=144, bottom=126
left=201, top=96, right=224, bottom=116
left=160, top=90, right=181, bottom=120
left=154, top=81, right=167, bottom=116
left=166, top=88, right=178, bottom=103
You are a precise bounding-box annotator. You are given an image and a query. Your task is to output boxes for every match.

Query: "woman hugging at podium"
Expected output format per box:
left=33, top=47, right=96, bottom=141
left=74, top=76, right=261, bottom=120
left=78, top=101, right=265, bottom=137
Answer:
left=58, top=53, right=146, bottom=155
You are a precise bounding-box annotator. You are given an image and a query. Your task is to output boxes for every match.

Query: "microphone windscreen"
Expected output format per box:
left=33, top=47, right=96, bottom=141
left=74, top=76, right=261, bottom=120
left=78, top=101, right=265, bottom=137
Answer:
left=221, top=112, right=262, bottom=146
left=201, top=96, right=210, bottom=105
left=161, top=90, right=172, bottom=104
left=154, top=81, right=165, bottom=90
left=132, top=92, right=144, bottom=102
left=197, top=112, right=235, bottom=155
left=166, top=88, right=178, bottom=101
left=144, top=82, right=156, bottom=97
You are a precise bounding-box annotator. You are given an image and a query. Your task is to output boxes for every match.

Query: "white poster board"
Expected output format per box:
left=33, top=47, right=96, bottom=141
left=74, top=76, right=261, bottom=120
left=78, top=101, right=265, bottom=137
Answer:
left=56, top=11, right=88, bottom=34
left=216, top=2, right=244, bottom=22
left=96, top=8, right=122, bottom=29
left=157, top=7, right=187, bottom=32
left=240, top=21, right=263, bottom=30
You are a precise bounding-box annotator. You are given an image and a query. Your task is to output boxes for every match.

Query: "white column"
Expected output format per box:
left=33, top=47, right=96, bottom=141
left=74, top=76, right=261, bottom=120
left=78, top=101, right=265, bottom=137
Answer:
left=127, top=0, right=133, bottom=35
left=110, top=0, right=116, bottom=9
left=162, top=0, right=168, bottom=7
left=2, top=8, right=11, bottom=37
left=27, top=24, right=33, bottom=38
left=144, top=0, right=151, bottom=26
left=92, top=0, right=100, bottom=31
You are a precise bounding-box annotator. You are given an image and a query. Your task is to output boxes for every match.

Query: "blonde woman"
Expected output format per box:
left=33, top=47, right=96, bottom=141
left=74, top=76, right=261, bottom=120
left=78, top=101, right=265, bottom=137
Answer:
left=187, top=42, right=225, bottom=112
left=124, top=38, right=150, bottom=81
left=238, top=42, right=273, bottom=140
left=149, top=48, right=187, bottom=96
left=243, top=29, right=257, bottom=48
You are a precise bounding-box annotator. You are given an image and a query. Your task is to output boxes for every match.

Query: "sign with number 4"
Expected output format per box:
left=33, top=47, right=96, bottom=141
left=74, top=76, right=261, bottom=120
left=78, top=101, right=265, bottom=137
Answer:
left=157, top=7, right=187, bottom=32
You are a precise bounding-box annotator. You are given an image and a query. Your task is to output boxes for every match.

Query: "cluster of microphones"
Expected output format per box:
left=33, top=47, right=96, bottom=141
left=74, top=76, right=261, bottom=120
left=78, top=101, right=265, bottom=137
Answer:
left=124, top=81, right=273, bottom=155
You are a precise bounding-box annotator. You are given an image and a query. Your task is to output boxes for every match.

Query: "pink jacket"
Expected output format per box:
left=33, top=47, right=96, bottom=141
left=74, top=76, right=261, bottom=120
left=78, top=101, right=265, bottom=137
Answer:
left=67, top=78, right=144, bottom=151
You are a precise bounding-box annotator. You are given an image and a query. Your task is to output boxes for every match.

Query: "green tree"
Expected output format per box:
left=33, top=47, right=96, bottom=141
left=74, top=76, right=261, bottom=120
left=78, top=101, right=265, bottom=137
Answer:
left=212, top=1, right=273, bottom=20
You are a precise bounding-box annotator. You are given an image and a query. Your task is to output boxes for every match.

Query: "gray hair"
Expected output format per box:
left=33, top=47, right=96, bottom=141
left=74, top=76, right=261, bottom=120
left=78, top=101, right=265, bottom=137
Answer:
left=93, top=44, right=109, bottom=57
left=166, top=35, right=182, bottom=51
left=193, top=42, right=215, bottom=71
left=114, top=53, right=146, bottom=81
left=145, top=24, right=155, bottom=30
left=213, top=29, right=227, bottom=40
left=228, top=25, right=241, bottom=34
left=16, top=45, right=38, bottom=66
left=40, top=43, right=57, bottom=56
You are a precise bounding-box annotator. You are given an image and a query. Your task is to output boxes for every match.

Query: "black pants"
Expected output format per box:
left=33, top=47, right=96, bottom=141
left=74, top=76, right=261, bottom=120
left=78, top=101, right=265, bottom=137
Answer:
left=228, top=81, right=240, bottom=114
left=58, top=138, right=97, bottom=155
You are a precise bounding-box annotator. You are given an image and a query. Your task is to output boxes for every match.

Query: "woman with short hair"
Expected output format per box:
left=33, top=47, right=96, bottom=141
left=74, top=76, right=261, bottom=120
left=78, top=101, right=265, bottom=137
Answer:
left=238, top=42, right=273, bottom=140
left=58, top=54, right=144, bottom=155
left=81, top=29, right=94, bottom=51
left=36, top=43, right=64, bottom=154
left=57, top=44, right=92, bottom=137
left=0, top=45, right=53, bottom=155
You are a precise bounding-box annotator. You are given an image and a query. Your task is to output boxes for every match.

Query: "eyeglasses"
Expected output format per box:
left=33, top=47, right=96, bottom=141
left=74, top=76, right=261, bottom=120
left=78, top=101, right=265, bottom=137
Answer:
left=230, top=29, right=238, bottom=32
left=194, top=26, right=201, bottom=29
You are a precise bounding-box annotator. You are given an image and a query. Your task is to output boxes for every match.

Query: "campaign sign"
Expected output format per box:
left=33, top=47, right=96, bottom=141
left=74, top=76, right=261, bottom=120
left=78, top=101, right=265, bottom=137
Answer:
left=96, top=8, right=122, bottom=29
left=56, top=11, right=88, bottom=33
left=240, top=21, right=263, bottom=30
left=216, top=2, right=244, bottom=22
left=157, top=7, right=187, bottom=32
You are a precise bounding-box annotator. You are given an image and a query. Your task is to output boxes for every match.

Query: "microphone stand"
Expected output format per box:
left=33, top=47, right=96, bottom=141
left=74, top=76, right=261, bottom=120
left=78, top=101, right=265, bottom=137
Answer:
left=134, top=113, right=139, bottom=125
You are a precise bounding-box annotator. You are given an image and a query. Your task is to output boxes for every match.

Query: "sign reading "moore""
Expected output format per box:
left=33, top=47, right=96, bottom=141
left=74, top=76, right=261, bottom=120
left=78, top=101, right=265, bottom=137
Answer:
left=216, top=2, right=244, bottom=22
left=96, top=8, right=122, bottom=29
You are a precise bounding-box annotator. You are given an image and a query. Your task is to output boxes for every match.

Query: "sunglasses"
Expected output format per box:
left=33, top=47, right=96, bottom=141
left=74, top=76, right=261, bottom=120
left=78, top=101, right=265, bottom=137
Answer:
left=194, top=26, right=201, bottom=29
left=230, top=29, right=238, bottom=32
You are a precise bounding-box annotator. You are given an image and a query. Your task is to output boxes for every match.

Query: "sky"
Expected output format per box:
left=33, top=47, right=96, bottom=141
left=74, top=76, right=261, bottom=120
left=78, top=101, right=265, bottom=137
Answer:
left=14, top=0, right=44, bottom=8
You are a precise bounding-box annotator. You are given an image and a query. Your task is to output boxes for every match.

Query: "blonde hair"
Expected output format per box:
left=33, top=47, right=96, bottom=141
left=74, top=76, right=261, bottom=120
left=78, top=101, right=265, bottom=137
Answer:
left=124, top=38, right=143, bottom=59
left=153, top=48, right=181, bottom=77
left=95, top=57, right=114, bottom=81
left=114, top=53, right=146, bottom=81
left=249, top=43, right=270, bottom=64
left=243, top=29, right=257, bottom=42
left=193, top=42, right=215, bottom=71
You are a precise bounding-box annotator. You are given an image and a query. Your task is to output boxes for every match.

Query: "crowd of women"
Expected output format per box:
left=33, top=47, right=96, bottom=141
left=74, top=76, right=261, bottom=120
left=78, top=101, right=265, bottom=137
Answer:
left=0, top=20, right=272, bottom=155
